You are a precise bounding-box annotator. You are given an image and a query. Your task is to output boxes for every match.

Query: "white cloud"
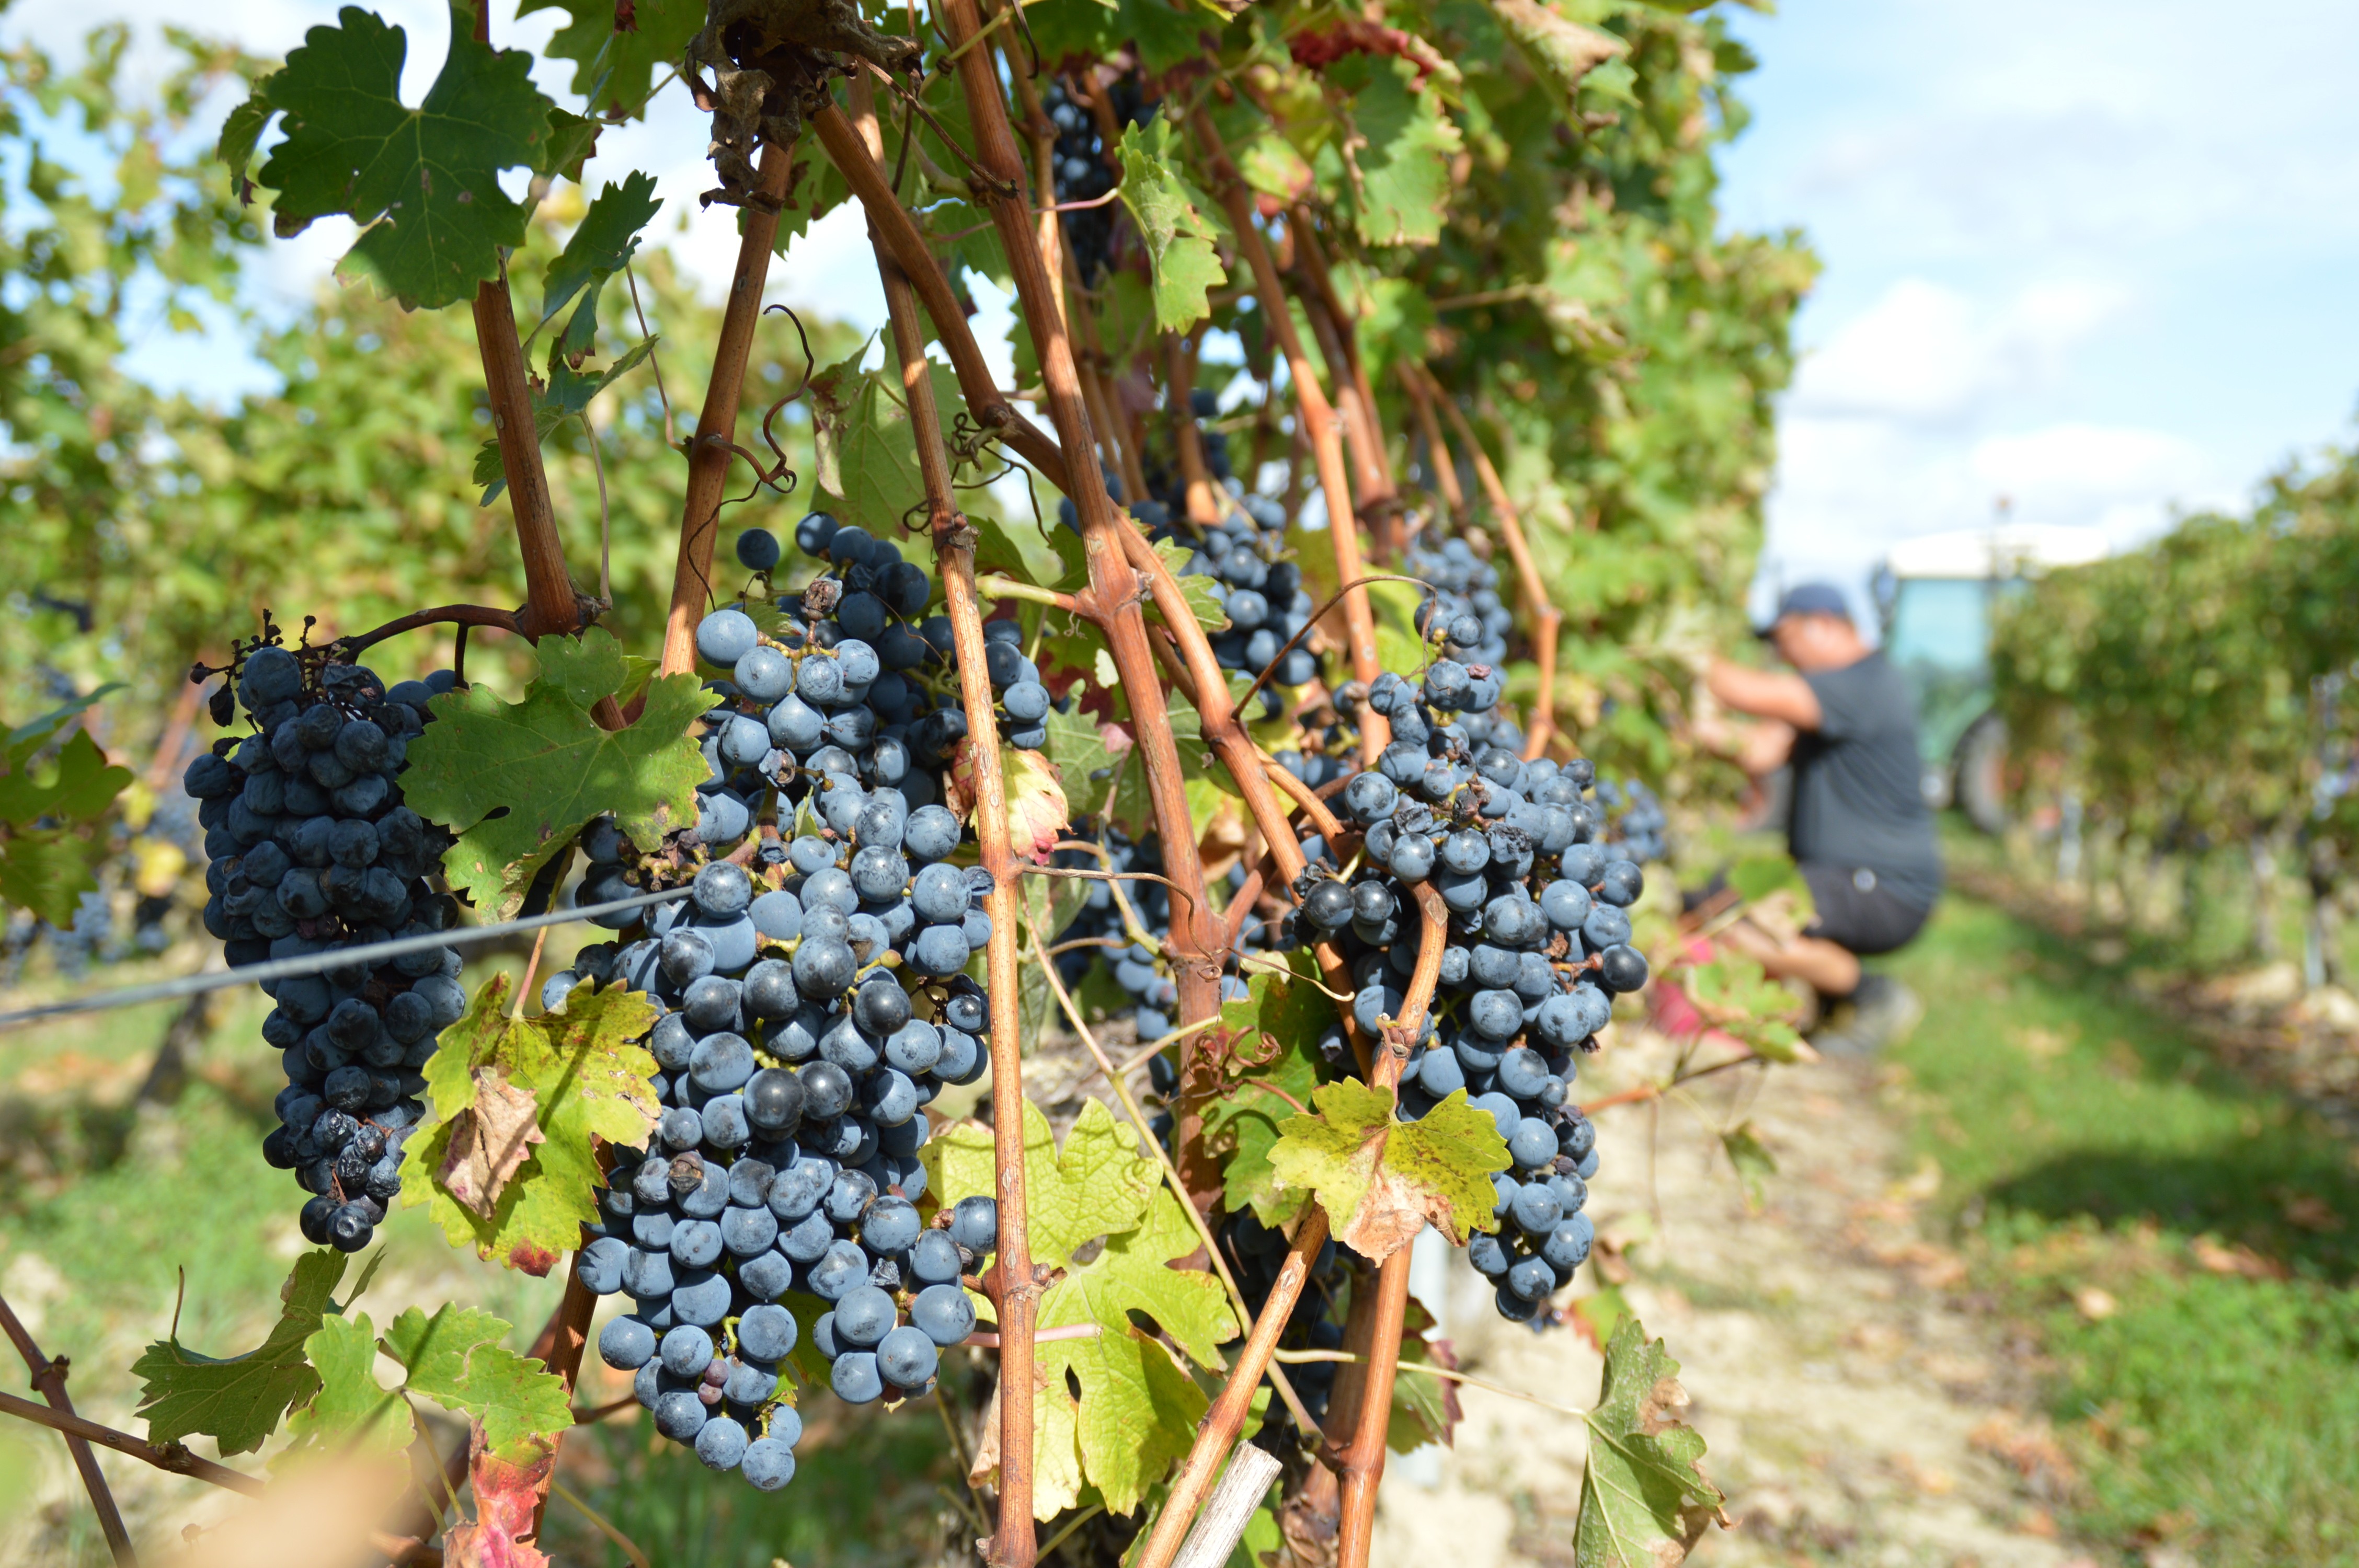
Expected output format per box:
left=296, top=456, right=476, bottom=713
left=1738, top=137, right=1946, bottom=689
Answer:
left=1789, top=276, right=2129, bottom=425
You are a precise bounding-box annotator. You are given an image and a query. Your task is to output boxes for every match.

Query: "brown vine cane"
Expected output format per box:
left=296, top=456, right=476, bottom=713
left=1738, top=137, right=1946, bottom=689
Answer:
left=807, top=99, right=1070, bottom=491
left=929, top=0, right=1228, bottom=1206
left=1188, top=109, right=1389, bottom=769
left=1133, top=896, right=1449, bottom=1568
left=846, top=74, right=1043, bottom=1568
left=652, top=142, right=798, bottom=681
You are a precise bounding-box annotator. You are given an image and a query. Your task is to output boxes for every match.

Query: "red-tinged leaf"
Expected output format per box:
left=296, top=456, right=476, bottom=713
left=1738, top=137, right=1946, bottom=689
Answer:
left=944, top=737, right=1070, bottom=863
left=442, top=1421, right=556, bottom=1568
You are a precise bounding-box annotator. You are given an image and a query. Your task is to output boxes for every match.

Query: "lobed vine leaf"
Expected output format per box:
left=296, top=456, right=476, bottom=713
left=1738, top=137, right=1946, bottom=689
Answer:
left=1343, top=57, right=1461, bottom=249
left=444, top=1421, right=561, bottom=1568
left=537, top=171, right=664, bottom=363
left=133, top=1249, right=352, bottom=1456
left=1267, top=1081, right=1508, bottom=1262
left=285, top=1311, right=409, bottom=1457
left=402, top=627, right=714, bottom=916
left=521, top=0, right=704, bottom=119
left=1490, top=0, right=1628, bottom=96
left=925, top=1099, right=1233, bottom=1517
left=237, top=6, right=558, bottom=310
left=1200, top=960, right=1333, bottom=1227
left=290, top=1303, right=571, bottom=1469
left=399, top=974, right=660, bottom=1272
left=0, top=688, right=132, bottom=923
left=1115, top=118, right=1229, bottom=332
left=1573, top=1318, right=1727, bottom=1566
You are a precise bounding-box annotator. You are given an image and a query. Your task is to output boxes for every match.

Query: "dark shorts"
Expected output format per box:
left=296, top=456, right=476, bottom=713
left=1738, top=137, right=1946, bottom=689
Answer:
left=1799, top=862, right=1933, bottom=956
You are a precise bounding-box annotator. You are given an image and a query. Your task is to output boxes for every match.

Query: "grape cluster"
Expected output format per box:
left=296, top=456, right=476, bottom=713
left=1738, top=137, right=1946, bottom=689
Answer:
left=1594, top=778, right=1668, bottom=864
left=1403, top=533, right=1513, bottom=668
left=180, top=644, right=466, bottom=1254
left=1039, top=78, right=1154, bottom=282
left=555, top=516, right=1022, bottom=1489
left=1291, top=659, right=1646, bottom=1322
left=568, top=854, right=1001, bottom=1488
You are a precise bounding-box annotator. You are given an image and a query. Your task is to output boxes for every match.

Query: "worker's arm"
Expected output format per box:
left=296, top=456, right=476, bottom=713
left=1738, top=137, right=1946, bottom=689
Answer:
left=1706, top=657, right=1823, bottom=730
left=1688, top=674, right=1800, bottom=778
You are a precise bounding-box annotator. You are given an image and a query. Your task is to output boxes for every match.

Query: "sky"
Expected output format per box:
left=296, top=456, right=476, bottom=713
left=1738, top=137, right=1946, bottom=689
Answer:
left=1713, top=0, right=2359, bottom=617
left=10, top=0, right=2359, bottom=620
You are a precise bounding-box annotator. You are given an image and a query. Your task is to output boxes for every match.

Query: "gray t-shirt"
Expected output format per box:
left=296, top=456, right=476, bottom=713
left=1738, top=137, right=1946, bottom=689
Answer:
left=1789, top=651, right=1942, bottom=910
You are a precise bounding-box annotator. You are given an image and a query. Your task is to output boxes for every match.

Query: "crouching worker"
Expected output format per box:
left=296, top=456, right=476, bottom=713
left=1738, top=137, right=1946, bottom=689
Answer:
left=1692, top=583, right=1939, bottom=1053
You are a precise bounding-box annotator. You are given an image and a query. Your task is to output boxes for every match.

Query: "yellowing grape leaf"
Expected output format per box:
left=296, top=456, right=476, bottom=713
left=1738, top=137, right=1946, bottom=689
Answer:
left=1490, top=0, right=1627, bottom=95
left=1573, top=1318, right=1727, bottom=1566
left=133, top=1249, right=353, bottom=1456
left=519, top=0, right=704, bottom=119
left=236, top=8, right=558, bottom=309
left=1115, top=118, right=1228, bottom=332
left=400, top=975, right=659, bottom=1272
left=402, top=628, right=714, bottom=917
left=1345, top=59, right=1460, bottom=249
left=945, top=739, right=1071, bottom=864
left=924, top=1099, right=1234, bottom=1517
left=1267, top=1082, right=1508, bottom=1261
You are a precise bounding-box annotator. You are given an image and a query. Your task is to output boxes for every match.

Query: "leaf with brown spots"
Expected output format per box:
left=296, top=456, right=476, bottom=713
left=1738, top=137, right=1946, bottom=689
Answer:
left=1266, top=1081, right=1507, bottom=1262
left=1573, top=1318, right=1727, bottom=1567
left=437, top=1069, right=546, bottom=1217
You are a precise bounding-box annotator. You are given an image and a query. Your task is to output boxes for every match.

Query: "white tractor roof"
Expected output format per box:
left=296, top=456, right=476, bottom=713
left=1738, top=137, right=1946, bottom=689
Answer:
left=1884, top=524, right=2110, bottom=580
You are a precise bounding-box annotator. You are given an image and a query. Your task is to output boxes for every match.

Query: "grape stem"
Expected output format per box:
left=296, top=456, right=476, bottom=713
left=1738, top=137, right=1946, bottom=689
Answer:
left=0, top=1297, right=135, bottom=1564
left=653, top=140, right=798, bottom=683
left=973, top=574, right=1081, bottom=614
left=331, top=603, right=525, bottom=659
left=1030, top=928, right=1321, bottom=1435
left=1285, top=216, right=1399, bottom=559
left=851, top=68, right=1044, bottom=1568
left=1406, top=362, right=1565, bottom=761
left=1162, top=331, right=1228, bottom=528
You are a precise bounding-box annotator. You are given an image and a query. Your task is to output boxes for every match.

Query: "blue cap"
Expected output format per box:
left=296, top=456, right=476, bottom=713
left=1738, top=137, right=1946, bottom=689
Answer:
left=1758, top=582, right=1851, bottom=636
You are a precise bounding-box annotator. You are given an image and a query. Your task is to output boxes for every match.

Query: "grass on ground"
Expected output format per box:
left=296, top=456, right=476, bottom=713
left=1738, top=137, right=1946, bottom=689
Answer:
left=1884, top=894, right=2359, bottom=1564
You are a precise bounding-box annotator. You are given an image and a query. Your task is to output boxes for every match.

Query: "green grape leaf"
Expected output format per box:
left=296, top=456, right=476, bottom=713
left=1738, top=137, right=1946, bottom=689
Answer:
left=1490, top=0, right=1628, bottom=95
left=810, top=359, right=969, bottom=537
left=1344, top=59, right=1460, bottom=249
left=537, top=108, right=603, bottom=183
left=1115, top=118, right=1228, bottom=332
left=1267, top=1082, right=1508, bottom=1262
left=1038, top=699, right=1121, bottom=822
left=399, top=974, right=660, bottom=1272
left=1679, top=957, right=1807, bottom=1063
left=401, top=627, right=714, bottom=916
left=243, top=8, right=557, bottom=310
left=1365, top=576, right=1431, bottom=675
left=1146, top=537, right=1230, bottom=633
left=521, top=0, right=705, bottom=118
left=381, top=1305, right=575, bottom=1462
left=1574, top=1318, right=1727, bottom=1566
left=537, top=172, right=663, bottom=363
left=133, top=1249, right=350, bottom=1456
left=0, top=831, right=109, bottom=927
left=0, top=728, right=133, bottom=829
left=924, top=1099, right=1231, bottom=1518
left=974, top=509, right=1082, bottom=592
left=1389, top=1334, right=1459, bottom=1454
left=474, top=336, right=657, bottom=504
left=1200, top=960, right=1332, bottom=1227
left=1717, top=1122, right=1777, bottom=1211
left=285, top=1311, right=409, bottom=1457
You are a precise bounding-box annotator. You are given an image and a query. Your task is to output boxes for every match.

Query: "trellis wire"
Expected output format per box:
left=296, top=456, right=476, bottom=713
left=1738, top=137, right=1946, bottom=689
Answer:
left=0, top=885, right=697, bottom=1031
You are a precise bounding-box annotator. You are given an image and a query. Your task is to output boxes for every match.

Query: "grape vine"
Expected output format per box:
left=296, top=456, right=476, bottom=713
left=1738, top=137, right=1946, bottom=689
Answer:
left=0, top=1, right=1816, bottom=1565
